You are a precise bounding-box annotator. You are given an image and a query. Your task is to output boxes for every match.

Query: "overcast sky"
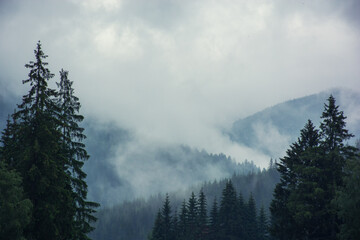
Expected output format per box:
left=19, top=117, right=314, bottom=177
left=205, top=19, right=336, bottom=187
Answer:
left=1, top=0, right=360, bottom=167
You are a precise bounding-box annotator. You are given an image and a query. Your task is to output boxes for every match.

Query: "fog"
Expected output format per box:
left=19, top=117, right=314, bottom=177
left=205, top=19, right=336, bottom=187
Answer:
left=1, top=1, right=360, bottom=203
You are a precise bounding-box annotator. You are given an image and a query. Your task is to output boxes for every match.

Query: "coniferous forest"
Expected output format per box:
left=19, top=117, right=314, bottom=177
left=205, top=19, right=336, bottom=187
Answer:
left=146, top=97, right=360, bottom=240
left=1, top=42, right=360, bottom=240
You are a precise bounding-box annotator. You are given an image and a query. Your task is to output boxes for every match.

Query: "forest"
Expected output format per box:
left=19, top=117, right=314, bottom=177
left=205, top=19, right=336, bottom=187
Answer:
left=1, top=43, right=360, bottom=240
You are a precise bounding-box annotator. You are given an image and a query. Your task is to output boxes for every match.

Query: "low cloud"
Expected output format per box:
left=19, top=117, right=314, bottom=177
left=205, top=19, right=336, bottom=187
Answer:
left=1, top=0, right=360, bottom=203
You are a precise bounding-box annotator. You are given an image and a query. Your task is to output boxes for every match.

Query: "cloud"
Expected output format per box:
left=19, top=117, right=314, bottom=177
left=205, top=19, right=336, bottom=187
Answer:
left=0, top=0, right=359, bottom=171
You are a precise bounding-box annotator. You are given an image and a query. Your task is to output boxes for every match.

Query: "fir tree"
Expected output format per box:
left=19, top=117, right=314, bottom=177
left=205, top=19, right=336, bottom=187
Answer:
left=246, top=193, right=258, bottom=240
left=270, top=120, right=320, bottom=240
left=198, top=189, right=208, bottom=240
left=219, top=180, right=238, bottom=239
left=236, top=193, right=247, bottom=239
left=177, top=200, right=188, bottom=240
left=1, top=42, right=98, bottom=240
left=258, top=205, right=269, bottom=240
left=318, top=95, right=354, bottom=239
left=161, top=194, right=172, bottom=240
left=5, top=41, right=75, bottom=240
left=186, top=192, right=199, bottom=240
left=57, top=69, right=99, bottom=239
left=208, top=198, right=219, bottom=240
left=149, top=210, right=163, bottom=240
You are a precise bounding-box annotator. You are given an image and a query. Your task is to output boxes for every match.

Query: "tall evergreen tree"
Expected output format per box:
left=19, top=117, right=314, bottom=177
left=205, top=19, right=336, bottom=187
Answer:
left=0, top=42, right=98, bottom=239
left=3, top=41, right=75, bottom=240
left=171, top=211, right=179, bottom=240
left=246, top=193, right=258, bottom=240
left=208, top=198, right=219, bottom=240
left=318, top=95, right=354, bottom=239
left=161, top=194, right=172, bottom=240
left=236, top=193, right=247, bottom=240
left=270, top=119, right=320, bottom=240
left=198, top=189, right=208, bottom=240
left=270, top=96, right=355, bottom=240
left=149, top=210, right=163, bottom=240
left=258, top=205, right=269, bottom=240
left=186, top=192, right=199, bottom=240
left=177, top=200, right=188, bottom=240
left=57, top=69, right=99, bottom=239
left=219, top=180, right=238, bottom=239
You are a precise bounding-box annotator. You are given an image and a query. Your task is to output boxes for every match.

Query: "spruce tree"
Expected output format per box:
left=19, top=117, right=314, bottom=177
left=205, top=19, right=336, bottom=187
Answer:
left=171, top=211, right=179, bottom=240
left=270, top=96, right=355, bottom=240
left=57, top=69, right=99, bottom=239
left=208, top=198, right=219, bottom=240
left=161, top=194, right=172, bottom=240
left=186, top=192, right=199, bottom=240
left=177, top=200, right=188, bottom=240
left=236, top=193, right=247, bottom=240
left=258, top=205, right=269, bottom=240
left=198, top=189, right=208, bottom=240
left=1, top=42, right=98, bottom=240
left=4, top=41, right=75, bottom=240
left=318, top=95, right=354, bottom=239
left=247, top=193, right=258, bottom=240
left=219, top=180, right=238, bottom=239
left=150, top=210, right=163, bottom=240
left=270, top=120, right=320, bottom=240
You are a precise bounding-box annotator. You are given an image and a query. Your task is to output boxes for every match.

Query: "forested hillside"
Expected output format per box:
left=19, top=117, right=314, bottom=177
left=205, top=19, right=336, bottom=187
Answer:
left=91, top=165, right=279, bottom=240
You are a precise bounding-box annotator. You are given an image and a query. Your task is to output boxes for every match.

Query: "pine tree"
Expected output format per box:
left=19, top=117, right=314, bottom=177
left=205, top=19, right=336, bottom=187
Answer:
left=198, top=189, right=208, bottom=240
left=177, top=200, right=188, bottom=240
left=186, top=192, right=199, bottom=240
left=236, top=193, right=247, bottom=240
left=247, top=193, right=258, bottom=240
left=208, top=198, right=219, bottom=240
left=1, top=42, right=98, bottom=239
left=318, top=95, right=354, bottom=239
left=3, top=41, right=76, bottom=240
left=270, top=119, right=320, bottom=239
left=57, top=69, right=99, bottom=239
left=258, top=205, right=269, bottom=240
left=270, top=96, right=355, bottom=240
left=171, top=211, right=179, bottom=240
left=161, top=194, right=172, bottom=240
left=219, top=180, right=238, bottom=239
left=149, top=210, right=163, bottom=240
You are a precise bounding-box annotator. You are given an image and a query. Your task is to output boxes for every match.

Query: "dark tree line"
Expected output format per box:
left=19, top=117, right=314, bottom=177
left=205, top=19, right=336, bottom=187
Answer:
left=149, top=182, right=270, bottom=240
left=91, top=164, right=278, bottom=240
left=0, top=42, right=99, bottom=240
left=270, top=95, right=360, bottom=240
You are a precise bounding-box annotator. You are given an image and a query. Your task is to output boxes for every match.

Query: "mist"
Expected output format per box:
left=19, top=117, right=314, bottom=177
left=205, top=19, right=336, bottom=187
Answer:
left=1, top=0, right=360, bottom=205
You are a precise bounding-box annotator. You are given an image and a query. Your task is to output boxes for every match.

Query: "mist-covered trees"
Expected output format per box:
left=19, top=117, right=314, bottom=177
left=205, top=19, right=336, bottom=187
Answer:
left=270, top=95, right=359, bottom=240
left=92, top=162, right=278, bottom=240
left=149, top=183, right=270, bottom=240
left=0, top=42, right=98, bottom=239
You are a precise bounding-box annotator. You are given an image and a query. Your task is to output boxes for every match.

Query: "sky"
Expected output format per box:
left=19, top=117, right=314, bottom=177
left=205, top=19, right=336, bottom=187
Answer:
left=1, top=0, right=360, bottom=170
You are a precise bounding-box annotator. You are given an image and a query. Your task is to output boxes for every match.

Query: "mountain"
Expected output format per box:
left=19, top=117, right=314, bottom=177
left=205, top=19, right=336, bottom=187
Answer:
left=83, top=122, right=260, bottom=206
left=229, top=88, right=360, bottom=157
left=1, top=88, right=358, bottom=207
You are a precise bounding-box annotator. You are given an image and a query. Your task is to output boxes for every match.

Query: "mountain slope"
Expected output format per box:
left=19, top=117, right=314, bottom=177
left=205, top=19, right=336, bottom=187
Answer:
left=229, top=88, right=360, bottom=157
